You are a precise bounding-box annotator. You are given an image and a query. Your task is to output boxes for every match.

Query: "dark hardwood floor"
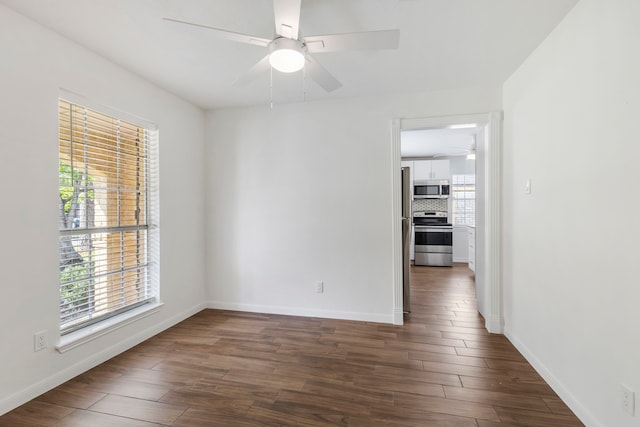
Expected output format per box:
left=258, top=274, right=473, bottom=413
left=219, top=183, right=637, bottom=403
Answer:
left=0, top=264, right=584, bottom=426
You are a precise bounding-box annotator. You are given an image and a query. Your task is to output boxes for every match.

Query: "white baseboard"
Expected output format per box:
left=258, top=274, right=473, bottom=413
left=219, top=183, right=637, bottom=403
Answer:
left=393, top=308, right=404, bottom=325
left=504, top=326, right=602, bottom=427
left=206, top=301, right=394, bottom=324
left=0, top=302, right=206, bottom=416
left=484, top=314, right=503, bottom=334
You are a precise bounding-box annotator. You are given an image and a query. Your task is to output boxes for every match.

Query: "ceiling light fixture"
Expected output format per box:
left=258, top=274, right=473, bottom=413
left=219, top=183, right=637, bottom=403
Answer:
left=448, top=123, right=477, bottom=130
left=269, top=38, right=305, bottom=73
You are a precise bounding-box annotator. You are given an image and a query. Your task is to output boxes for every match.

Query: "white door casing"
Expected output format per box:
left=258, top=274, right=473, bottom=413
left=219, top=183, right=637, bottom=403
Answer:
left=391, top=112, right=503, bottom=333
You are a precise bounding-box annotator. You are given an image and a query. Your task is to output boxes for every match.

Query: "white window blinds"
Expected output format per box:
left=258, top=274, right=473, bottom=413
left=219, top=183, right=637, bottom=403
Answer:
left=58, top=99, right=159, bottom=334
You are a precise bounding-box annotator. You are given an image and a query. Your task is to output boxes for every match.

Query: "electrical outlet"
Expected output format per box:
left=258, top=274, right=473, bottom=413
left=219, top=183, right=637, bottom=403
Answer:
left=34, top=330, right=47, bottom=352
left=622, top=385, right=635, bottom=415
left=316, top=281, right=324, bottom=293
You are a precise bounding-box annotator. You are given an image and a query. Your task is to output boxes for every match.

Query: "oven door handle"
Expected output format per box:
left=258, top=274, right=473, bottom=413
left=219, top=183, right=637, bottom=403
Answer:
left=415, top=226, right=452, bottom=232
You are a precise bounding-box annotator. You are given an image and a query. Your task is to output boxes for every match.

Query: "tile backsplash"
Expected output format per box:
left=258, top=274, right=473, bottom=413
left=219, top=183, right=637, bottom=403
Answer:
left=412, top=198, right=448, bottom=213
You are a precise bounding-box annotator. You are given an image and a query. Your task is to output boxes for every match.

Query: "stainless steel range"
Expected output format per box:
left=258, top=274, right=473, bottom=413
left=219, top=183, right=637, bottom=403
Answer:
left=413, top=211, right=453, bottom=267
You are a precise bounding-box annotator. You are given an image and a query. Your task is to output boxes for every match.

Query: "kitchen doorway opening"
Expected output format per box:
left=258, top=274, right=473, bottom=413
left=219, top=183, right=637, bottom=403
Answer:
left=391, top=113, right=503, bottom=333
left=401, top=126, right=477, bottom=269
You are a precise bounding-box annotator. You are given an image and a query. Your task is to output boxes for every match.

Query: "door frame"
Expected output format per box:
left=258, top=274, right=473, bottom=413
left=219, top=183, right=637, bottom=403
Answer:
left=391, top=112, right=503, bottom=333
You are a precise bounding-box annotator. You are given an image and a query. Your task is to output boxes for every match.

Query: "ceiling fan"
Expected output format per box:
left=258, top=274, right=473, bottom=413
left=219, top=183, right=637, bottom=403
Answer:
left=163, top=0, right=400, bottom=92
left=430, top=141, right=476, bottom=159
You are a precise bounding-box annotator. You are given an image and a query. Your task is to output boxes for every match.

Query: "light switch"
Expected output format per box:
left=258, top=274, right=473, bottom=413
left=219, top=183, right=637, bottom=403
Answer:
left=525, top=179, right=531, bottom=195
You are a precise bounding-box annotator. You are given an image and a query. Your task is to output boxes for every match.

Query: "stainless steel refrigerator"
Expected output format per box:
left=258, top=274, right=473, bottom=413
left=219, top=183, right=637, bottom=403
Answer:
left=401, top=167, right=412, bottom=313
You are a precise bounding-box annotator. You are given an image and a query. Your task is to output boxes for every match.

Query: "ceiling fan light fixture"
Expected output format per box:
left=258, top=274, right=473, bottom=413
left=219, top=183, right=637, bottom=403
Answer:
left=269, top=38, right=305, bottom=73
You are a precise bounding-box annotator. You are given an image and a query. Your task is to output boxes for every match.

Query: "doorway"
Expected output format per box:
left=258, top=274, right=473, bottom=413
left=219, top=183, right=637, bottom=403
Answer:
left=391, top=113, right=503, bottom=333
left=401, top=126, right=477, bottom=268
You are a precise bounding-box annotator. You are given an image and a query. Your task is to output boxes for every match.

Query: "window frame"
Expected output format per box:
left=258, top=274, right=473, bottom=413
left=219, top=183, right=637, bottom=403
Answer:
left=56, top=93, right=160, bottom=351
left=451, top=174, right=476, bottom=227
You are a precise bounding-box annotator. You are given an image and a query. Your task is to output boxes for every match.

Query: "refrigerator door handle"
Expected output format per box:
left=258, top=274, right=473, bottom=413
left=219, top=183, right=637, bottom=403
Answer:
left=402, top=217, right=411, bottom=313
left=401, top=166, right=412, bottom=313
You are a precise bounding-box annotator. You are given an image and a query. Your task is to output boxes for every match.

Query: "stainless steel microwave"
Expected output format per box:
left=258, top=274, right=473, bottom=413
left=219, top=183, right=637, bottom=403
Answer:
left=413, top=180, right=450, bottom=199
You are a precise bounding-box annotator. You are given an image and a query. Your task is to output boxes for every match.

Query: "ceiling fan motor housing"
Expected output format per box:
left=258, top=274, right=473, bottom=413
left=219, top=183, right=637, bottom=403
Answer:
left=269, top=37, right=306, bottom=73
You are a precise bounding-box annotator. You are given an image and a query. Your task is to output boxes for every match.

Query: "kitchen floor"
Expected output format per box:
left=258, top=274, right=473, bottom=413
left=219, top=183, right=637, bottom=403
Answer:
left=0, top=264, right=584, bottom=426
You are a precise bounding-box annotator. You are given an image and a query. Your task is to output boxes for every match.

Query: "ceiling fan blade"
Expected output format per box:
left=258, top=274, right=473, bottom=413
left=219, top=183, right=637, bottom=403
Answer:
left=163, top=18, right=271, bottom=47
left=273, top=0, right=301, bottom=39
left=305, top=55, right=342, bottom=92
left=305, top=29, right=399, bottom=53
left=233, top=55, right=272, bottom=87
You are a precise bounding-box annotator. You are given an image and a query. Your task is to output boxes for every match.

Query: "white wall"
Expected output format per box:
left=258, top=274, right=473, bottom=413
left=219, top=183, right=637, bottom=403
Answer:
left=0, top=5, right=206, bottom=414
left=205, top=88, right=501, bottom=323
left=503, top=1, right=640, bottom=426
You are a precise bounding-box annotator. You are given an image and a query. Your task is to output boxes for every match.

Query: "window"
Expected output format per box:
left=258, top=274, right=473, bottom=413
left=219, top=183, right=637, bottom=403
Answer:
left=451, top=174, right=475, bottom=226
left=58, top=99, right=158, bottom=335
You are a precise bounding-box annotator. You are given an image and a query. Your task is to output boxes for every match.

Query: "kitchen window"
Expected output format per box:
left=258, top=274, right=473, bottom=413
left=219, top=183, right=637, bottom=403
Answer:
left=451, top=174, right=475, bottom=226
left=58, top=98, right=159, bottom=338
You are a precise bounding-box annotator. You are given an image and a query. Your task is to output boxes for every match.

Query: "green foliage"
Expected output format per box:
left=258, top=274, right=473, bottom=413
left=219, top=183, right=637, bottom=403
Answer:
left=60, top=263, right=93, bottom=314
left=59, top=162, right=94, bottom=214
left=59, top=162, right=96, bottom=321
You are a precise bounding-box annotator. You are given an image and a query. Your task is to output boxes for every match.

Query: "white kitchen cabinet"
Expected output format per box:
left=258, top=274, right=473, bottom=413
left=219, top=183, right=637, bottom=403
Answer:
left=413, top=160, right=450, bottom=181
left=413, top=161, right=430, bottom=180
left=430, top=160, right=450, bottom=180
left=453, top=225, right=469, bottom=262
left=468, top=226, right=476, bottom=272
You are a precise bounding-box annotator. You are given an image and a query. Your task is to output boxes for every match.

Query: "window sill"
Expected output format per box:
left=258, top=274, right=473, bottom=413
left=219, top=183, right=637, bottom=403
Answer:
left=56, top=302, right=164, bottom=353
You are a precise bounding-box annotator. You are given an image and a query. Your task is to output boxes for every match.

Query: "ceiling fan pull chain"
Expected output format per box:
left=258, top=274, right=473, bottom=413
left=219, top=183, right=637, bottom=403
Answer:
left=303, top=60, right=307, bottom=103
left=270, top=67, right=274, bottom=110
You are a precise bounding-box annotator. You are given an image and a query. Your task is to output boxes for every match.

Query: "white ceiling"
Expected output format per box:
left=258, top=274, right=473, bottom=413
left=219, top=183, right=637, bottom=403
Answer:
left=0, top=0, right=578, bottom=110
left=401, top=127, right=478, bottom=158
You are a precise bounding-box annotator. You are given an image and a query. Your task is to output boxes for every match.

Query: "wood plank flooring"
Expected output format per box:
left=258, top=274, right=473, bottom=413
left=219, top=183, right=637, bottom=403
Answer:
left=0, top=264, right=584, bottom=426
